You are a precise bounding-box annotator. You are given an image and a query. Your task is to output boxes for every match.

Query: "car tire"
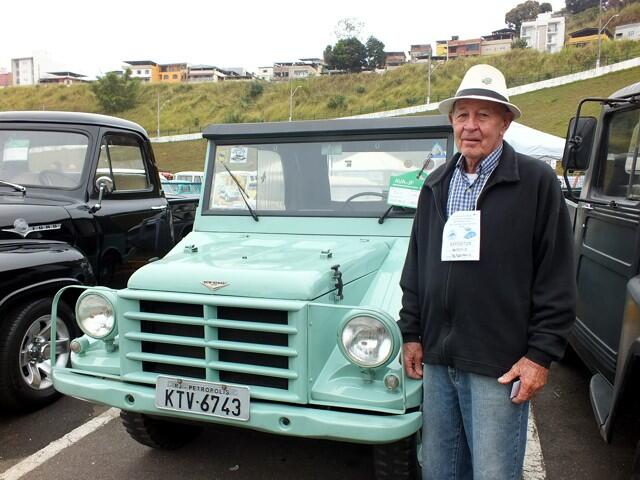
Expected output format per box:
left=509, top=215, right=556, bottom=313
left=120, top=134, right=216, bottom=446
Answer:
left=372, top=432, right=421, bottom=480
left=120, top=411, right=203, bottom=450
left=0, top=297, right=74, bottom=412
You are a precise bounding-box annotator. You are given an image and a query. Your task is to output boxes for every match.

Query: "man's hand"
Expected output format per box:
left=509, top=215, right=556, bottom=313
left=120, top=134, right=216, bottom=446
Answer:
left=402, top=342, right=423, bottom=379
left=498, top=356, right=549, bottom=404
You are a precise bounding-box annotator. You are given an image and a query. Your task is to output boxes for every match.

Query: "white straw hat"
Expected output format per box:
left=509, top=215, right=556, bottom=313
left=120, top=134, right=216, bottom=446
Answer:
left=438, top=64, right=521, bottom=119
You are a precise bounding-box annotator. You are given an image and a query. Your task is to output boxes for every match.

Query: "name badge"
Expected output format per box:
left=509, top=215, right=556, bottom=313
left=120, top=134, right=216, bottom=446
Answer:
left=441, top=210, right=481, bottom=261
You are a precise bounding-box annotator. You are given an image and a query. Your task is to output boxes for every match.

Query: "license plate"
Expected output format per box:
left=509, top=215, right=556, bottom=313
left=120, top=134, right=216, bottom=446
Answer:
left=155, top=376, right=250, bottom=421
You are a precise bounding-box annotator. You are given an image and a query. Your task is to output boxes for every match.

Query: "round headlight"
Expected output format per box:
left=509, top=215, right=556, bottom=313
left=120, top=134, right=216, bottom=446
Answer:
left=340, top=315, right=393, bottom=368
left=76, top=293, right=116, bottom=339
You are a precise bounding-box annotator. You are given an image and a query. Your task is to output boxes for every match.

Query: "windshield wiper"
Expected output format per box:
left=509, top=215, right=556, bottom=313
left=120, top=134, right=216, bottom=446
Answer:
left=220, top=162, right=259, bottom=222
left=0, top=179, right=26, bottom=194
left=378, top=205, right=415, bottom=224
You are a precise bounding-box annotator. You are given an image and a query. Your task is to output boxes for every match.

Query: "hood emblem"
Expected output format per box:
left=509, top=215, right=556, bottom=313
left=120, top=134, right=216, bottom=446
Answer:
left=2, top=218, right=61, bottom=238
left=202, top=281, right=229, bottom=292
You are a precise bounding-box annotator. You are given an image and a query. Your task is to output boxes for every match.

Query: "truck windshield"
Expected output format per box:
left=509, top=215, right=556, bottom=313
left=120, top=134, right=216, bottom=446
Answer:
left=0, top=130, right=89, bottom=189
left=206, top=137, right=447, bottom=217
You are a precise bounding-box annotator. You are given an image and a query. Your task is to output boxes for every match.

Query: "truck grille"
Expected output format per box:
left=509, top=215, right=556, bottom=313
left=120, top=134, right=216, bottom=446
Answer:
left=121, top=299, right=300, bottom=395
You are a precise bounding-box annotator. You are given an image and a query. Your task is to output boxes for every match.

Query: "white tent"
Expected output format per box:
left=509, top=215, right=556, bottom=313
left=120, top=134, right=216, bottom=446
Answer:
left=504, top=122, right=566, bottom=166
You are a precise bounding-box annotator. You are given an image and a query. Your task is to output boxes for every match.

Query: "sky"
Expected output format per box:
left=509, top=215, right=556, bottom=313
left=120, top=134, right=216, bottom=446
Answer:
left=1, top=0, right=568, bottom=78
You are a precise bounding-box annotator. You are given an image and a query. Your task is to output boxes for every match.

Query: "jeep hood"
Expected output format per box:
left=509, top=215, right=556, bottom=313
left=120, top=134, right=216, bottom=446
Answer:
left=128, top=233, right=392, bottom=300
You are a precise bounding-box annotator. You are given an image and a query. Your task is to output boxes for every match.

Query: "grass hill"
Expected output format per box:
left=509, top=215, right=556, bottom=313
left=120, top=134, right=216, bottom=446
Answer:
left=148, top=64, right=640, bottom=172
left=0, top=0, right=639, bottom=172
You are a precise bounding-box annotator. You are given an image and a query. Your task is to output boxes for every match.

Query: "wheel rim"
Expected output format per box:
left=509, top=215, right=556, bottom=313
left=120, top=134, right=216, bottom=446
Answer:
left=19, top=314, right=70, bottom=391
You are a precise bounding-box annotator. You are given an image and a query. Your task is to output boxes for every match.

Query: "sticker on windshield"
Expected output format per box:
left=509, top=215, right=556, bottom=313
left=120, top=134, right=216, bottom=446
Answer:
left=387, top=170, right=427, bottom=209
left=3, top=139, right=30, bottom=162
left=230, top=147, right=248, bottom=164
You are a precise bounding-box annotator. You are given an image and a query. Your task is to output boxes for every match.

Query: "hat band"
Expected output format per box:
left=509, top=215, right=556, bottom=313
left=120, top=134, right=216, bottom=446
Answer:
left=456, top=88, right=509, bottom=104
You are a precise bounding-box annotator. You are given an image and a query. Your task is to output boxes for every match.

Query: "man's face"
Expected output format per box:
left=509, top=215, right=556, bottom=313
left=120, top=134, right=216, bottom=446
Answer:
left=449, top=99, right=513, bottom=164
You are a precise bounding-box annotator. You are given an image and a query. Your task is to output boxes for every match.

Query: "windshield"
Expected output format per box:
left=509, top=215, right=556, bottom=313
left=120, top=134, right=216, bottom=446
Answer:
left=206, top=137, right=447, bottom=217
left=0, top=130, right=89, bottom=189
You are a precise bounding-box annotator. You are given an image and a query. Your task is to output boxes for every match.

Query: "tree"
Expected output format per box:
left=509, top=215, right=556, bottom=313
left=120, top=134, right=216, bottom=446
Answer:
left=505, top=0, right=544, bottom=32
left=324, top=37, right=367, bottom=72
left=512, top=38, right=530, bottom=49
left=565, top=0, right=600, bottom=13
left=334, top=17, right=364, bottom=40
left=365, top=36, right=386, bottom=70
left=91, top=69, right=140, bottom=113
left=540, top=2, right=553, bottom=12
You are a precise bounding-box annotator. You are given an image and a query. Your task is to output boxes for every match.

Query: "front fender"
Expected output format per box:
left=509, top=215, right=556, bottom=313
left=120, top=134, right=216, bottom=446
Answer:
left=0, top=240, right=95, bottom=314
left=600, top=276, right=640, bottom=442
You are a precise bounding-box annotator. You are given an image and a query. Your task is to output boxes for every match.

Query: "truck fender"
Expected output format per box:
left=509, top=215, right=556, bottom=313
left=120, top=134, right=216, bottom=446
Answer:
left=597, top=276, right=640, bottom=442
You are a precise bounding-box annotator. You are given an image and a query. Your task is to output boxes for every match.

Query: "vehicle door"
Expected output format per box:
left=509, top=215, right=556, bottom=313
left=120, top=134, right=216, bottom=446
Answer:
left=572, top=106, right=640, bottom=383
left=91, top=130, right=172, bottom=288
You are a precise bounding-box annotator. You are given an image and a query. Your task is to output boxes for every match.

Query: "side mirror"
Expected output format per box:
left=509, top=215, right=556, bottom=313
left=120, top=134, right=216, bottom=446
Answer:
left=89, top=176, right=114, bottom=213
left=562, top=117, right=597, bottom=171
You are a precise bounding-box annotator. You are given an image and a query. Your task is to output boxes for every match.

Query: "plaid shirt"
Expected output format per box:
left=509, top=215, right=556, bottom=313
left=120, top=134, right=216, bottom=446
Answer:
left=446, top=143, right=503, bottom=218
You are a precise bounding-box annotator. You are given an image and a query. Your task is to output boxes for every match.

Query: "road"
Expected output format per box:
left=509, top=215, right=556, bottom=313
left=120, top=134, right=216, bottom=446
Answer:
left=1, top=357, right=637, bottom=480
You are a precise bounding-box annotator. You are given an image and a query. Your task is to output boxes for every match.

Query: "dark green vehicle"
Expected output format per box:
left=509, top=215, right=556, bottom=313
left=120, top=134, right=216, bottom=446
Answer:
left=562, top=80, right=640, bottom=474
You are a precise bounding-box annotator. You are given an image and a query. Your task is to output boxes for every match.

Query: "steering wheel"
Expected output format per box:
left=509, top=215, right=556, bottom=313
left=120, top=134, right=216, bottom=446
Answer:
left=343, top=191, right=385, bottom=203
left=39, top=169, right=74, bottom=187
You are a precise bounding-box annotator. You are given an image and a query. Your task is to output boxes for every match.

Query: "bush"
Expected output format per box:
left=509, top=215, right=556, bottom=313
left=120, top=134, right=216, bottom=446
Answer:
left=90, top=69, right=140, bottom=113
left=246, top=81, right=264, bottom=99
left=355, top=84, right=366, bottom=94
left=327, top=95, right=347, bottom=109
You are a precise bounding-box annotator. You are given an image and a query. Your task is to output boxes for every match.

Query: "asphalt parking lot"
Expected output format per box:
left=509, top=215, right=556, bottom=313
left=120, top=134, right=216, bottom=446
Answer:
left=1, top=356, right=638, bottom=480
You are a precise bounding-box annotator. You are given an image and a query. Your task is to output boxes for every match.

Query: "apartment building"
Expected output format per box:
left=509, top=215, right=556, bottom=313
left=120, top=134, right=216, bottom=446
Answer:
left=481, top=28, right=516, bottom=55
left=385, top=51, right=407, bottom=69
left=614, top=23, right=640, bottom=41
left=159, top=63, right=188, bottom=83
left=447, top=38, right=482, bottom=58
left=272, top=60, right=324, bottom=81
left=520, top=13, right=565, bottom=53
left=256, top=66, right=274, bottom=81
left=122, top=60, right=160, bottom=82
left=0, top=70, right=11, bottom=87
left=11, top=57, right=36, bottom=86
left=409, top=44, right=432, bottom=63
left=435, top=40, right=448, bottom=57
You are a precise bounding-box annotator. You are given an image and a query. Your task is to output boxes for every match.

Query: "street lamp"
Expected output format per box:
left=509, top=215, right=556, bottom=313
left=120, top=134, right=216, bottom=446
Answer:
left=156, top=91, right=172, bottom=137
left=289, top=84, right=302, bottom=122
left=596, top=1, right=619, bottom=70
left=426, top=53, right=441, bottom=105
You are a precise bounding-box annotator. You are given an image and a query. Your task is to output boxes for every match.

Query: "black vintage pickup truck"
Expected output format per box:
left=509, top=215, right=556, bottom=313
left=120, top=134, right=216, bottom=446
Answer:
left=0, top=111, right=197, bottom=411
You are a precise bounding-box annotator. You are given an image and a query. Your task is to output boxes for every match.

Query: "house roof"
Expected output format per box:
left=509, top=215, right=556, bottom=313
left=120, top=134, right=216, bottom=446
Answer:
left=45, top=71, right=86, bottom=78
left=123, top=60, right=157, bottom=66
left=569, top=27, right=611, bottom=38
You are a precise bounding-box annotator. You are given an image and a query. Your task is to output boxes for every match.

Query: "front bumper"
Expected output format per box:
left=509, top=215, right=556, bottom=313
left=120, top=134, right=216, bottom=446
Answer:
left=54, top=369, right=421, bottom=445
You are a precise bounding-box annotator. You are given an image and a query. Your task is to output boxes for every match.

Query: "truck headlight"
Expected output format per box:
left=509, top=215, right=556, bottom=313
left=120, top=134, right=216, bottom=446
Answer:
left=76, top=292, right=117, bottom=340
left=338, top=313, right=399, bottom=368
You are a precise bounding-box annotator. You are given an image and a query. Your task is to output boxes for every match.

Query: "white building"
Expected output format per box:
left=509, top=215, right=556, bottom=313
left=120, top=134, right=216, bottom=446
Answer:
left=256, top=66, right=273, bottom=81
left=122, top=60, right=157, bottom=82
left=615, top=23, right=640, bottom=41
left=11, top=57, right=36, bottom=86
left=520, top=13, right=565, bottom=53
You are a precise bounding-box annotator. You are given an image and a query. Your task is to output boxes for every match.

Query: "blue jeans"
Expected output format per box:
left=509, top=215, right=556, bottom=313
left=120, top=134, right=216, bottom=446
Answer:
left=422, top=365, right=529, bottom=480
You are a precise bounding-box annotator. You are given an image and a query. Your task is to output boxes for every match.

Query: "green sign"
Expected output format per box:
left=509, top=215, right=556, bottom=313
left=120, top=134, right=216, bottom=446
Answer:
left=387, top=170, right=427, bottom=208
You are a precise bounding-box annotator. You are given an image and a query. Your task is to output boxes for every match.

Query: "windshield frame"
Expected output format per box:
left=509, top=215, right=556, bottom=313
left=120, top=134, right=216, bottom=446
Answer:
left=202, top=131, right=453, bottom=218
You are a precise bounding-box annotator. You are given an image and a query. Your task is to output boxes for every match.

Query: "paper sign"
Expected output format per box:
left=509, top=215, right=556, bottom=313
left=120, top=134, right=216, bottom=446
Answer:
left=230, top=147, right=248, bottom=164
left=387, top=170, right=427, bottom=209
left=3, top=139, right=30, bottom=162
left=441, top=210, right=481, bottom=261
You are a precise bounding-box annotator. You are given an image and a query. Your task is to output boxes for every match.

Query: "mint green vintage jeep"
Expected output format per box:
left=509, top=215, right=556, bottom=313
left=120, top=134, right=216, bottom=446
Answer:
left=52, top=116, right=452, bottom=478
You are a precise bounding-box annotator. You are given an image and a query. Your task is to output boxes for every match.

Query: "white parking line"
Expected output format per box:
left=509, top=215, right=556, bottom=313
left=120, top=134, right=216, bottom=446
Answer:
left=0, top=408, right=120, bottom=480
left=524, top=408, right=547, bottom=480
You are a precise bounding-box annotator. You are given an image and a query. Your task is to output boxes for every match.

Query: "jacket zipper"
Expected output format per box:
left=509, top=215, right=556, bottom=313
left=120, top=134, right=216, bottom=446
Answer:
left=431, top=184, right=453, bottom=360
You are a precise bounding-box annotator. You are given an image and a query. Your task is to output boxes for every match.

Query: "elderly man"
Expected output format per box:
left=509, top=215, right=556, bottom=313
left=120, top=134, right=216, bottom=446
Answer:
left=398, top=64, right=576, bottom=479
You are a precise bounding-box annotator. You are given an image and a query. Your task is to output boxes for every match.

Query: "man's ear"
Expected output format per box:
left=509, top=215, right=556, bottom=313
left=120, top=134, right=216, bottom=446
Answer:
left=502, top=111, right=514, bottom=134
